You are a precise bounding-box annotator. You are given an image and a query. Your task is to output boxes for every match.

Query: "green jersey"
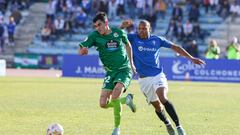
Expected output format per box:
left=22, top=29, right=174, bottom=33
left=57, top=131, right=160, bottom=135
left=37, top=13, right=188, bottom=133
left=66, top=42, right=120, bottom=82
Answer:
left=79, top=28, right=130, bottom=72
left=206, top=46, right=220, bottom=59
left=227, top=44, right=240, bottom=60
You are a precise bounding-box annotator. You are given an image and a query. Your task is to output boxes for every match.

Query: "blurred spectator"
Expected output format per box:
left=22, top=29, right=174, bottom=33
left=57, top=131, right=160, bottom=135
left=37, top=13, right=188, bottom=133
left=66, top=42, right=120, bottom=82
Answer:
left=165, top=18, right=176, bottom=41
left=210, top=0, right=219, bottom=11
left=203, top=0, right=210, bottom=14
left=175, top=20, right=184, bottom=41
left=127, top=0, right=137, bottom=19
left=183, top=20, right=193, bottom=41
left=230, top=1, right=240, bottom=22
left=91, top=0, right=100, bottom=17
left=172, top=4, right=183, bottom=21
left=136, top=0, right=145, bottom=18
left=74, top=7, right=87, bottom=29
left=11, top=9, right=22, bottom=25
left=7, top=16, right=16, bottom=46
left=10, top=0, right=20, bottom=12
left=188, top=4, right=200, bottom=22
left=117, top=0, right=125, bottom=18
left=145, top=9, right=157, bottom=32
left=63, top=12, right=73, bottom=37
left=41, top=25, right=51, bottom=42
left=98, top=0, right=108, bottom=14
left=145, top=0, right=154, bottom=15
left=155, top=0, right=167, bottom=20
left=192, top=21, right=201, bottom=39
left=46, top=0, right=57, bottom=21
left=45, top=16, right=55, bottom=35
left=183, top=40, right=199, bottom=57
left=108, top=0, right=117, bottom=20
left=0, top=21, right=4, bottom=53
left=81, top=0, right=92, bottom=15
left=0, top=0, right=7, bottom=14
left=226, top=37, right=240, bottom=59
left=54, top=15, right=65, bottom=38
left=218, top=0, right=230, bottom=19
left=205, top=39, right=220, bottom=59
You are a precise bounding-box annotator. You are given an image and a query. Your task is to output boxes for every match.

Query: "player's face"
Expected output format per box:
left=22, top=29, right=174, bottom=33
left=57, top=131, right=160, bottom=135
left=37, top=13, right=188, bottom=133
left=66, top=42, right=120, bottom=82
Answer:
left=137, top=23, right=150, bottom=39
left=94, top=20, right=107, bottom=35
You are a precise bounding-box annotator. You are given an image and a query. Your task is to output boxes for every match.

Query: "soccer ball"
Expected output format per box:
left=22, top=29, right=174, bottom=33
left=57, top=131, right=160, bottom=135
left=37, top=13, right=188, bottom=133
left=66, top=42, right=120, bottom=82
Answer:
left=46, top=123, right=64, bottom=135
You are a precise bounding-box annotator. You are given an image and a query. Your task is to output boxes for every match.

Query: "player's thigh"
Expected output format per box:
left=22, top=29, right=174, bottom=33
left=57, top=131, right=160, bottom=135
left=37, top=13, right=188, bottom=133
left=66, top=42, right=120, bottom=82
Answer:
left=156, top=87, right=168, bottom=103
left=112, top=82, right=125, bottom=99
left=99, top=90, right=112, bottom=107
left=138, top=77, right=158, bottom=104
left=113, top=69, right=132, bottom=91
left=153, top=73, right=169, bottom=102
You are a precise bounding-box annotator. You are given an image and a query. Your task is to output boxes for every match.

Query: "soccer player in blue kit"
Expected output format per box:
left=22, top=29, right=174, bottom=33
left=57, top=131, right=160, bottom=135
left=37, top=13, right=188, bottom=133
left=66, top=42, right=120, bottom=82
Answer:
left=121, top=20, right=205, bottom=135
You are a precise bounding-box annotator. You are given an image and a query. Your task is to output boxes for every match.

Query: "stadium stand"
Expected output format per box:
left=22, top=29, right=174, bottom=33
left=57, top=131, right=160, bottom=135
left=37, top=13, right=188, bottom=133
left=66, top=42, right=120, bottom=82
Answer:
left=1, top=0, right=240, bottom=67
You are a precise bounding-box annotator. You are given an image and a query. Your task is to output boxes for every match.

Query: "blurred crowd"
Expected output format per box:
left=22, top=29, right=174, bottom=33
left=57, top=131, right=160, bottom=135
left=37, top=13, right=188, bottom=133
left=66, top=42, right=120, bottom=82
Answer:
left=0, top=0, right=33, bottom=53
left=39, top=0, right=240, bottom=60
left=205, top=37, right=240, bottom=60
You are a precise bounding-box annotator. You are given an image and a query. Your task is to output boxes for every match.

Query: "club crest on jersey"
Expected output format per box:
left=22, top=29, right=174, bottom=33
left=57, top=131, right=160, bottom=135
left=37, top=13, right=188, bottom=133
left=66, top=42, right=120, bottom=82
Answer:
left=113, top=32, right=119, bottom=37
left=105, top=40, right=119, bottom=51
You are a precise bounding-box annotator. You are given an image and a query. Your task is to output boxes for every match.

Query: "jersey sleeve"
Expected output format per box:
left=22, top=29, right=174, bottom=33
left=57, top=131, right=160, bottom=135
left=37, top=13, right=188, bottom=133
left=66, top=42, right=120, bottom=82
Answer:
left=121, top=29, right=129, bottom=44
left=79, top=32, right=95, bottom=48
left=158, top=36, right=173, bottom=48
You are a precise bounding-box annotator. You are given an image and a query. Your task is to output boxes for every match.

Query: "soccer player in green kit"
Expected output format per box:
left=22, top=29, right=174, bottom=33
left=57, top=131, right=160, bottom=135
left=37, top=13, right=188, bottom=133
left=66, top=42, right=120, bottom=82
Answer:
left=78, top=12, right=136, bottom=135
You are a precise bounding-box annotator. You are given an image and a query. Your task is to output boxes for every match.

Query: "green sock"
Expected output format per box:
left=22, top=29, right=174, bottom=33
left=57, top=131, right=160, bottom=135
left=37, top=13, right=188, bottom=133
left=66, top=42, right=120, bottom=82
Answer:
left=112, top=98, right=122, bottom=128
left=105, top=96, right=126, bottom=108
left=106, top=101, right=114, bottom=108
left=120, top=97, right=126, bottom=104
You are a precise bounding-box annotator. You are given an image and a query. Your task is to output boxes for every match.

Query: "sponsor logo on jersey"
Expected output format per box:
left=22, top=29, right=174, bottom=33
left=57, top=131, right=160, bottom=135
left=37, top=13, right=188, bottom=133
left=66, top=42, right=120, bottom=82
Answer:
left=105, top=40, right=119, bottom=51
left=138, top=46, right=157, bottom=52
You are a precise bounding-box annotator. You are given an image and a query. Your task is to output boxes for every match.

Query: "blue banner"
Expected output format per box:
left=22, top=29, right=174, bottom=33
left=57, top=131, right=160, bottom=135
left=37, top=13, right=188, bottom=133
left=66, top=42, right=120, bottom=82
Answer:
left=62, top=54, right=105, bottom=78
left=62, top=55, right=240, bottom=82
left=161, top=57, right=240, bottom=83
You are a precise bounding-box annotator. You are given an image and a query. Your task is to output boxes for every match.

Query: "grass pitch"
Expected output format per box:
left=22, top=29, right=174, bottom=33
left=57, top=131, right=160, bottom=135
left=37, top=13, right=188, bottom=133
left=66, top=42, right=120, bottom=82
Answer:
left=0, top=77, right=240, bottom=135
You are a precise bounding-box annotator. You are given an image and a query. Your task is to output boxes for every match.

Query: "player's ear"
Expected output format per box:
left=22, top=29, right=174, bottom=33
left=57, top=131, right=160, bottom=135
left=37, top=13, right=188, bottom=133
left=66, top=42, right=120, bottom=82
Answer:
left=105, top=19, right=109, bottom=26
left=149, top=26, right=152, bottom=33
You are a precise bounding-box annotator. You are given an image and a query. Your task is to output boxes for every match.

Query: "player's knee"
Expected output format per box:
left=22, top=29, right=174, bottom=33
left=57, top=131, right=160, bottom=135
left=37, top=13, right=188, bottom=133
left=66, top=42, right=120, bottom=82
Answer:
left=154, top=104, right=164, bottom=112
left=159, top=97, right=168, bottom=104
left=156, top=88, right=168, bottom=103
left=99, top=102, right=107, bottom=108
left=111, top=87, right=123, bottom=99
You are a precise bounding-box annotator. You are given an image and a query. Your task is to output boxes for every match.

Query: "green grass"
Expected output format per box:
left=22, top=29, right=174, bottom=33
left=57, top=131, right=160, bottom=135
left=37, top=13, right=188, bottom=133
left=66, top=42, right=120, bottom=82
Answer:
left=0, top=77, right=240, bottom=135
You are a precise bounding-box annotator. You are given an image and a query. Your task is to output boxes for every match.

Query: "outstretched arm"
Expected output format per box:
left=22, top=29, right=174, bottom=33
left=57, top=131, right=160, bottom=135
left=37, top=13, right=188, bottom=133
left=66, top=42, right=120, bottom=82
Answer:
left=125, top=41, right=136, bottom=74
left=171, top=44, right=206, bottom=65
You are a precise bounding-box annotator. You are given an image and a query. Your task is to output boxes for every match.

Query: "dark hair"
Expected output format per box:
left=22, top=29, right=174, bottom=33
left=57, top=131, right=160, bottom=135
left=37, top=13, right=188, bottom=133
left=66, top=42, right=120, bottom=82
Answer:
left=93, top=12, right=108, bottom=23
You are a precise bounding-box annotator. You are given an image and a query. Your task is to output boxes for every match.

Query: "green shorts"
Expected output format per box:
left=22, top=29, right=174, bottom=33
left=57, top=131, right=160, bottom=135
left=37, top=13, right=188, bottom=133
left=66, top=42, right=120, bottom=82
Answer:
left=102, top=68, right=132, bottom=91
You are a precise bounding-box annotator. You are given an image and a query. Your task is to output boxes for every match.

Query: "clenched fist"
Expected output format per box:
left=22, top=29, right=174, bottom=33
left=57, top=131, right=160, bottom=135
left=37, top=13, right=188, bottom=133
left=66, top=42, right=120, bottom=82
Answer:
left=79, top=47, right=88, bottom=55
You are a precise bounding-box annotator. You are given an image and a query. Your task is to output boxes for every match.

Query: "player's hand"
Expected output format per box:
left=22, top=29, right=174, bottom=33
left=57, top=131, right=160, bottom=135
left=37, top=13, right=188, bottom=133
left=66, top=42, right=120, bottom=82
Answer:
left=79, top=47, right=88, bottom=55
left=190, top=57, right=206, bottom=65
left=120, top=19, right=133, bottom=29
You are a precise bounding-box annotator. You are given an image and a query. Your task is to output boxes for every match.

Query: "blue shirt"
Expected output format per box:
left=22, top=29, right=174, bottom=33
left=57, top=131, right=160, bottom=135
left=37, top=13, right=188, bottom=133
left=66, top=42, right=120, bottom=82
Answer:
left=128, top=33, right=173, bottom=77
